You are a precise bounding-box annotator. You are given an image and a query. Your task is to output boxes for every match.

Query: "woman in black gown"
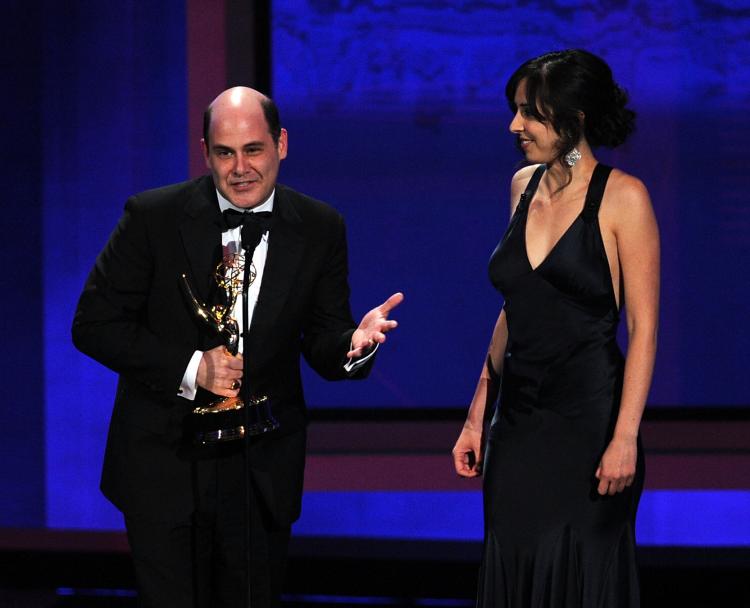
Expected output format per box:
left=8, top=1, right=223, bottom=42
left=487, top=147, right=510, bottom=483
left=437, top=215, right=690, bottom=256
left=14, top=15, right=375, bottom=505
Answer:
left=452, top=50, right=659, bottom=607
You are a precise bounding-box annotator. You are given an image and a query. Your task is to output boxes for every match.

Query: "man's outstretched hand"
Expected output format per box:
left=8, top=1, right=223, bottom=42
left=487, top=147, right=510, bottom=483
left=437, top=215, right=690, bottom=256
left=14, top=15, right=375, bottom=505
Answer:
left=347, top=292, right=404, bottom=358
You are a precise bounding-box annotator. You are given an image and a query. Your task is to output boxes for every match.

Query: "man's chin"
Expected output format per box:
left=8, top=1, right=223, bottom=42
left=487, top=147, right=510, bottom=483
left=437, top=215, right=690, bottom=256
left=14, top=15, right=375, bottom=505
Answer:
left=231, top=199, right=263, bottom=209
left=220, top=186, right=270, bottom=210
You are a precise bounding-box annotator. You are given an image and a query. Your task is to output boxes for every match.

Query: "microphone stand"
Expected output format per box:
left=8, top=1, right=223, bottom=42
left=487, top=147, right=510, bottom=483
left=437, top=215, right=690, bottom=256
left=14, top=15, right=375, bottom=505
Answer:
left=240, top=222, right=261, bottom=608
left=242, top=262, right=253, bottom=607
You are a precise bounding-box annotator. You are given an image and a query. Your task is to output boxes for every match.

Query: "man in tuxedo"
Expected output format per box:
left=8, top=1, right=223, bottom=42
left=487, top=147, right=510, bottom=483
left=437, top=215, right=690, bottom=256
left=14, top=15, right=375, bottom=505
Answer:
left=72, top=87, right=402, bottom=607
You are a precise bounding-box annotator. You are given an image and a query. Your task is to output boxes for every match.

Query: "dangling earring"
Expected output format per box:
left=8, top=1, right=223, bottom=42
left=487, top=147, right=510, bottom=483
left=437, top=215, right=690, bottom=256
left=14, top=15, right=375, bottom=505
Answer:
left=564, top=147, right=581, bottom=167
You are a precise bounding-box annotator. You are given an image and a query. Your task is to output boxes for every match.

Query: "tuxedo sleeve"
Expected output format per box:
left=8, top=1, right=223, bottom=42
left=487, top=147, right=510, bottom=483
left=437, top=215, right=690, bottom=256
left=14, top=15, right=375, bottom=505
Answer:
left=301, top=213, right=373, bottom=381
left=72, top=196, right=195, bottom=396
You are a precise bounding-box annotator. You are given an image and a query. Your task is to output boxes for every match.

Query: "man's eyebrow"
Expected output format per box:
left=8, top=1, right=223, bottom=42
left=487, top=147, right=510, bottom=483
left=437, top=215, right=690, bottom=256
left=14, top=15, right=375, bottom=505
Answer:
left=211, top=141, right=265, bottom=151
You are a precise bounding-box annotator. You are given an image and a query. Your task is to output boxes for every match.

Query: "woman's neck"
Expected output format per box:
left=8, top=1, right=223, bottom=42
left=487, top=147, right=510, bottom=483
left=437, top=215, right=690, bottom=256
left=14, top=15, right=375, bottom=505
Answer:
left=544, top=145, right=597, bottom=196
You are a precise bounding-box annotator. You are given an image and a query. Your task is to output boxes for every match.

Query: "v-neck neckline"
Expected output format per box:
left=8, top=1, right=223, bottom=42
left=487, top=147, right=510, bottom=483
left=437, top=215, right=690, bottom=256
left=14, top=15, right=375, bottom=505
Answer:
left=523, top=210, right=585, bottom=272
left=522, top=167, right=593, bottom=272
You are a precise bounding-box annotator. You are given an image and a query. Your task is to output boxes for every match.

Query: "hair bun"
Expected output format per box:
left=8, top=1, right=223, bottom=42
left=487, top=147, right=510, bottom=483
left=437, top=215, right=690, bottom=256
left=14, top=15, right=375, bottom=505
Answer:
left=587, top=84, right=636, bottom=148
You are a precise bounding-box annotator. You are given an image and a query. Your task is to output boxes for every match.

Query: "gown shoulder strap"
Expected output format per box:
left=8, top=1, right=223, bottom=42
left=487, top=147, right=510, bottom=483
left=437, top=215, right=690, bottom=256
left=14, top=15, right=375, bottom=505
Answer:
left=516, top=164, right=546, bottom=212
left=582, top=163, right=613, bottom=222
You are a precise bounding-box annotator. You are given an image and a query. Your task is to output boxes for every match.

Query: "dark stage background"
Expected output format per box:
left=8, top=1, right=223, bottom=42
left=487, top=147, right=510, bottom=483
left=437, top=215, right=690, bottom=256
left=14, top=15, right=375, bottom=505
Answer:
left=2, top=0, right=748, bottom=580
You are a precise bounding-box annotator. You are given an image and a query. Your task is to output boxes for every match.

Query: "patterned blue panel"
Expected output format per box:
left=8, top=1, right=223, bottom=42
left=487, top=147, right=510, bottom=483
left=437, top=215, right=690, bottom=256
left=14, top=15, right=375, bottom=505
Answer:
left=274, top=0, right=750, bottom=407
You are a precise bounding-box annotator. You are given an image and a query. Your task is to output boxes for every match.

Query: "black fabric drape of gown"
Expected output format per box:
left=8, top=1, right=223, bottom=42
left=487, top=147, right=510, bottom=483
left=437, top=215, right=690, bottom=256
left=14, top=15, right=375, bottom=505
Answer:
left=479, top=163, right=644, bottom=607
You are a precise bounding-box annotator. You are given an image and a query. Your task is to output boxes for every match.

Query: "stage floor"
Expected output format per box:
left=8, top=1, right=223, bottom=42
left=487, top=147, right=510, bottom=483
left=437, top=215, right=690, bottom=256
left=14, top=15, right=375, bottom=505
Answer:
left=0, top=533, right=748, bottom=607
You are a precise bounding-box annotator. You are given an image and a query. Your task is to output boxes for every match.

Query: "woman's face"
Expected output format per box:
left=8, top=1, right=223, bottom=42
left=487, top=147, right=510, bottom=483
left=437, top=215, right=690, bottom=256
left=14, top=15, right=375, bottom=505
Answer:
left=509, top=80, right=560, bottom=164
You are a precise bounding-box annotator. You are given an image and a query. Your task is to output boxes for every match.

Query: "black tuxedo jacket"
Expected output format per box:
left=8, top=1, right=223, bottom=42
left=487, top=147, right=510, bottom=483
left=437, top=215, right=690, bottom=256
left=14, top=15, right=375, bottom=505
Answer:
left=73, top=176, right=370, bottom=524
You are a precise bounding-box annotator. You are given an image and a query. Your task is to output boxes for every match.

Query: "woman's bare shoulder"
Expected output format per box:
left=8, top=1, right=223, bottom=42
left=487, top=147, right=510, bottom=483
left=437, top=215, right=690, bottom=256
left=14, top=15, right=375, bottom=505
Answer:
left=602, top=167, right=656, bottom=231
left=511, top=164, right=542, bottom=189
left=606, top=168, right=650, bottom=203
left=509, top=164, right=542, bottom=213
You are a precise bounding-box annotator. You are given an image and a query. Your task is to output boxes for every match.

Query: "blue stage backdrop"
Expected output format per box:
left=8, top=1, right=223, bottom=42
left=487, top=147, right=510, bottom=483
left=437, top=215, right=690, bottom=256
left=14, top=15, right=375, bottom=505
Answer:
left=273, top=0, right=750, bottom=409
left=12, top=0, right=746, bottom=544
left=39, top=1, right=188, bottom=530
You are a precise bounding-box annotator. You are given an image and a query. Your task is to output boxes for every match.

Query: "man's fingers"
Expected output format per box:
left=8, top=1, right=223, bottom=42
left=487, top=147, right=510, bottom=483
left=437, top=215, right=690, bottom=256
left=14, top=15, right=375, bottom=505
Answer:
left=220, top=348, right=244, bottom=369
left=211, top=373, right=243, bottom=396
left=197, top=342, right=245, bottom=396
left=366, top=321, right=397, bottom=339
left=225, top=357, right=244, bottom=370
left=349, top=332, right=386, bottom=357
left=379, top=292, right=404, bottom=314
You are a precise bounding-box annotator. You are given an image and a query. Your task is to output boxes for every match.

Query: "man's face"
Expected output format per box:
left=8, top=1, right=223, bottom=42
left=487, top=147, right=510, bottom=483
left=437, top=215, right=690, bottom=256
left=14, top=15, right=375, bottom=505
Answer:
left=202, top=101, right=288, bottom=209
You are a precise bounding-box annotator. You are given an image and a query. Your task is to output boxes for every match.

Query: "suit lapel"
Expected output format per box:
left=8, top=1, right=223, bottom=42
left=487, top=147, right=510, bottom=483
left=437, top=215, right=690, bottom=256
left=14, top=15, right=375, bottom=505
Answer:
left=247, top=186, right=305, bottom=349
left=178, top=176, right=224, bottom=303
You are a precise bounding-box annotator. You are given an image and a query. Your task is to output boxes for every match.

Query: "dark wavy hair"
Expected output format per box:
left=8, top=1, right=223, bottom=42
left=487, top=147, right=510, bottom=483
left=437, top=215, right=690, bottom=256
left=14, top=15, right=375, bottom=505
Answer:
left=505, top=49, right=635, bottom=172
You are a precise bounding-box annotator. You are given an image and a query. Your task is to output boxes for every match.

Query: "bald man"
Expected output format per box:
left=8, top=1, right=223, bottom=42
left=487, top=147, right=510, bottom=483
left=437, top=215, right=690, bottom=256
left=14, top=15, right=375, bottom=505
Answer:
left=73, top=88, right=402, bottom=607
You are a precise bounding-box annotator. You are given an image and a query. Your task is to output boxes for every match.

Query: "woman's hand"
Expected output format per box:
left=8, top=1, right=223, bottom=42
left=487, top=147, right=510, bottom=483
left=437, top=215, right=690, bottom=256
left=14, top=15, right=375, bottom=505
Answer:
left=595, top=435, right=637, bottom=495
left=452, top=424, right=485, bottom=478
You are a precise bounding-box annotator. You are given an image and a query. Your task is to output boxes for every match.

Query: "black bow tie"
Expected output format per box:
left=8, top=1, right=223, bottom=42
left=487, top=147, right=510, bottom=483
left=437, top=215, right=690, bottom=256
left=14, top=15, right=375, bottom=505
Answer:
left=222, top=209, right=274, bottom=230
left=221, top=209, right=275, bottom=254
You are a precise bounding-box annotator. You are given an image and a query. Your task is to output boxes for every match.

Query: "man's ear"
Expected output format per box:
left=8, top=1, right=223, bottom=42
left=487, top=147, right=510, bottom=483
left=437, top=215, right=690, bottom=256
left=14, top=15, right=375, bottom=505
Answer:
left=277, top=128, right=288, bottom=160
left=200, top=138, right=210, bottom=166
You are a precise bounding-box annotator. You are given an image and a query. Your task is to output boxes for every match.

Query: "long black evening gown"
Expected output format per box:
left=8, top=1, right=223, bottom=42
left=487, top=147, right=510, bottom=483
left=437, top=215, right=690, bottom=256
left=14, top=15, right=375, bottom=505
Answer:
left=480, top=164, right=644, bottom=607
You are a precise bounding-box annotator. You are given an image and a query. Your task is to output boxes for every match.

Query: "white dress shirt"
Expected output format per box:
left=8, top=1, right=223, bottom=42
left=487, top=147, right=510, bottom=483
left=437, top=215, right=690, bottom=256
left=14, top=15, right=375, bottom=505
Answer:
left=179, top=188, right=374, bottom=400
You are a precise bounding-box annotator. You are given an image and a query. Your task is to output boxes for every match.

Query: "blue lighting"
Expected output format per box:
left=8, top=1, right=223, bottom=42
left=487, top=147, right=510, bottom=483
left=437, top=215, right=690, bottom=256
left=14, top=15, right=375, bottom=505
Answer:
left=42, top=0, right=187, bottom=530
left=56, top=587, right=137, bottom=597
left=274, top=0, right=750, bottom=408
left=294, top=491, right=750, bottom=547
left=27, top=0, right=749, bottom=552
left=636, top=490, right=750, bottom=546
